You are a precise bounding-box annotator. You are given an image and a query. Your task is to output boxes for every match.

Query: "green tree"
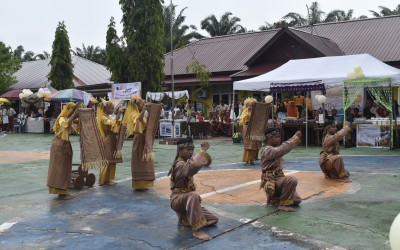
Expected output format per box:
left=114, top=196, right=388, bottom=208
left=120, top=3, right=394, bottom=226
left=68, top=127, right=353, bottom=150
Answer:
left=35, top=51, right=51, bottom=60
left=105, top=16, right=129, bottom=83
left=73, top=44, right=106, bottom=65
left=0, top=41, right=22, bottom=93
left=22, top=51, right=35, bottom=61
left=370, top=4, right=400, bottom=17
left=47, top=21, right=74, bottom=90
left=120, top=0, right=165, bottom=94
left=163, top=4, right=203, bottom=52
left=13, top=45, right=25, bottom=59
left=200, top=12, right=246, bottom=37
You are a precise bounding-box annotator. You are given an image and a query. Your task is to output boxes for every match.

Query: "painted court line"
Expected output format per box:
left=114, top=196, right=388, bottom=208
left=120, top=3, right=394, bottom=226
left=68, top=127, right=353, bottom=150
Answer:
left=0, top=222, right=17, bottom=234
left=200, top=170, right=299, bottom=198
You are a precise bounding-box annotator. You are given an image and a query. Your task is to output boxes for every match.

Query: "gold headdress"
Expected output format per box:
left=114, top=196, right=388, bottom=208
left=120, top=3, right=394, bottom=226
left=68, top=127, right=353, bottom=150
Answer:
left=96, top=98, right=113, bottom=138
left=52, top=102, right=76, bottom=137
left=240, top=97, right=257, bottom=125
left=122, top=95, right=143, bottom=137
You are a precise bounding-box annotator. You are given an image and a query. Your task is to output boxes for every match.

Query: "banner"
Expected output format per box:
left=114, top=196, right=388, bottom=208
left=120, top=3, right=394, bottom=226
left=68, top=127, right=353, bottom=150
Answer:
left=112, top=82, right=141, bottom=100
left=311, top=87, right=343, bottom=111
left=357, top=124, right=390, bottom=148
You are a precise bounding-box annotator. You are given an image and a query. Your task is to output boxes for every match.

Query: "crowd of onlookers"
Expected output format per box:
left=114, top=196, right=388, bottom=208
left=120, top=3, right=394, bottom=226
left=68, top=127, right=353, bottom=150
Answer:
left=0, top=105, right=17, bottom=133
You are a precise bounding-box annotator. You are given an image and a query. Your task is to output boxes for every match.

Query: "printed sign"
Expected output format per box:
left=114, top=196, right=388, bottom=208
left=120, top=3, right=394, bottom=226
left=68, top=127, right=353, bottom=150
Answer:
left=357, top=124, right=390, bottom=148
left=112, top=82, right=141, bottom=100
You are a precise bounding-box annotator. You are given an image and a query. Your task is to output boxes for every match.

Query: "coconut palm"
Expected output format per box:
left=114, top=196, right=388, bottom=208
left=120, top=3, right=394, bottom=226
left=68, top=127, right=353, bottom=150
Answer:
left=164, top=4, right=203, bottom=52
left=200, top=12, right=246, bottom=37
left=370, top=5, right=400, bottom=17
left=73, top=44, right=105, bottom=65
left=22, top=51, right=35, bottom=61
left=34, top=51, right=51, bottom=60
left=259, top=20, right=290, bottom=31
left=325, top=9, right=354, bottom=22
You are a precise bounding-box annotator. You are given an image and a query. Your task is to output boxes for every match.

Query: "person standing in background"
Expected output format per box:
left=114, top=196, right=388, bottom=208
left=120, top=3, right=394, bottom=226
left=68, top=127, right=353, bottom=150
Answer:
left=293, top=91, right=305, bottom=115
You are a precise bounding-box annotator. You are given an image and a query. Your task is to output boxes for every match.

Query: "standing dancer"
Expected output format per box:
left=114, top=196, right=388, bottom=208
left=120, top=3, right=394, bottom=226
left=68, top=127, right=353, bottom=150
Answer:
left=239, top=97, right=258, bottom=165
left=260, top=128, right=302, bottom=212
left=96, top=100, right=124, bottom=186
left=123, top=96, right=155, bottom=190
left=47, top=102, right=79, bottom=200
left=168, top=138, right=218, bottom=240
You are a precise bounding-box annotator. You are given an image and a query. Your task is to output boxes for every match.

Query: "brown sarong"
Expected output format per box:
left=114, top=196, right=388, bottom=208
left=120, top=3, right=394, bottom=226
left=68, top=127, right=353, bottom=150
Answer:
left=246, top=103, right=272, bottom=141
left=143, top=104, right=162, bottom=161
left=47, top=138, right=72, bottom=190
left=79, top=109, right=108, bottom=171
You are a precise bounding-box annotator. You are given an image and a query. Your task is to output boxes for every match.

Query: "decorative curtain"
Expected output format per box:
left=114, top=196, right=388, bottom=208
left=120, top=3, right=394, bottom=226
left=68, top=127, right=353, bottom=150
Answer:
left=270, top=81, right=325, bottom=93
left=367, top=86, right=392, bottom=112
left=343, top=78, right=394, bottom=148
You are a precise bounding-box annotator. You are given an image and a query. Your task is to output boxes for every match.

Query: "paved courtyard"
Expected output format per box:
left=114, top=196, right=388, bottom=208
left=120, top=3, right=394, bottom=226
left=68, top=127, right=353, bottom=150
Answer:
left=0, top=132, right=400, bottom=249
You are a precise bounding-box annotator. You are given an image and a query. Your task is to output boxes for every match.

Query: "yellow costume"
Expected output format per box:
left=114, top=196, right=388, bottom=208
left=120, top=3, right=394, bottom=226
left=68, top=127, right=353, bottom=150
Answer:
left=97, top=100, right=122, bottom=185
left=47, top=102, right=77, bottom=196
left=239, top=97, right=258, bottom=165
left=123, top=96, right=154, bottom=190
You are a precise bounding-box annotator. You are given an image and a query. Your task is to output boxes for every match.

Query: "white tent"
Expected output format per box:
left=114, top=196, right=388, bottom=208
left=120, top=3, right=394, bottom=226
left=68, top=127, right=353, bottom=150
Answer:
left=233, top=54, right=400, bottom=91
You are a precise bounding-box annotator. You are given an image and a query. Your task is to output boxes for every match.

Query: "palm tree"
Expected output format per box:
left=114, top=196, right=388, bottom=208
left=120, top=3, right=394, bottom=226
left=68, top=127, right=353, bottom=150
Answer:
left=325, top=9, right=354, bottom=22
left=164, top=4, right=203, bottom=53
left=73, top=44, right=105, bottom=65
left=370, top=4, right=400, bottom=17
left=34, top=51, right=51, bottom=60
left=282, top=12, right=308, bottom=26
left=200, top=12, right=246, bottom=37
left=259, top=21, right=290, bottom=31
left=22, top=51, right=35, bottom=61
left=282, top=1, right=354, bottom=26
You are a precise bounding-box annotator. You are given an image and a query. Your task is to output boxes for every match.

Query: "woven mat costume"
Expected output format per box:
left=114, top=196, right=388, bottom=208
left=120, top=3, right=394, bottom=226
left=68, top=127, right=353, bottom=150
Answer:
left=79, top=108, right=108, bottom=171
left=47, top=103, right=77, bottom=196
left=240, top=98, right=270, bottom=164
left=123, top=97, right=162, bottom=190
left=246, top=102, right=272, bottom=141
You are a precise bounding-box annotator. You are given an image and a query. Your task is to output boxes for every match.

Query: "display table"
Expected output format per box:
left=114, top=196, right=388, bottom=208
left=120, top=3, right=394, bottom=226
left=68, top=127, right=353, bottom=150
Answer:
left=159, top=119, right=187, bottom=137
left=25, top=118, right=44, bottom=133
left=280, top=120, right=324, bottom=146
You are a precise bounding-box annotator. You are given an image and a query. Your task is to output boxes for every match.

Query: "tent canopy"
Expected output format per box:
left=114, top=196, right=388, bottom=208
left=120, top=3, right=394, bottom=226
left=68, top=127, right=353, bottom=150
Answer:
left=233, top=54, right=400, bottom=91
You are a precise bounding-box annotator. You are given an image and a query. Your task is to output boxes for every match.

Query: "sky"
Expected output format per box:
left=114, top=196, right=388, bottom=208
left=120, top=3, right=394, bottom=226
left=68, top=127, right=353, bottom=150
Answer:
left=0, top=0, right=398, bottom=54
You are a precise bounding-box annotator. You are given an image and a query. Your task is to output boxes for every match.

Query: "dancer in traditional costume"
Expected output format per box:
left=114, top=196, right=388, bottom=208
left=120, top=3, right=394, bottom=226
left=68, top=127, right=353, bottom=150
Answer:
left=239, top=97, right=258, bottom=165
left=168, top=138, right=218, bottom=240
left=96, top=100, right=124, bottom=186
left=260, top=128, right=302, bottom=212
left=319, top=122, right=351, bottom=179
left=47, top=102, right=79, bottom=200
left=122, top=96, right=154, bottom=190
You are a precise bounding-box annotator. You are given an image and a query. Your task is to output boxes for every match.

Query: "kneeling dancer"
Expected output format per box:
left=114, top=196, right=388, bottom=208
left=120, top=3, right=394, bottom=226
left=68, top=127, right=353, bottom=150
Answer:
left=319, top=121, right=351, bottom=179
left=260, top=129, right=302, bottom=212
left=168, top=138, right=218, bottom=240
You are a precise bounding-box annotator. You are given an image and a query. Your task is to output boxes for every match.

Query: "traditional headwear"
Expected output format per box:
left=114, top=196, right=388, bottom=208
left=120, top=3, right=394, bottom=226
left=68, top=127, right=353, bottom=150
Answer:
left=176, top=137, right=195, bottom=150
left=52, top=102, right=76, bottom=137
left=264, top=128, right=280, bottom=141
left=96, top=99, right=113, bottom=138
left=240, top=97, right=257, bottom=125
left=322, top=121, right=337, bottom=143
left=122, top=95, right=144, bottom=137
